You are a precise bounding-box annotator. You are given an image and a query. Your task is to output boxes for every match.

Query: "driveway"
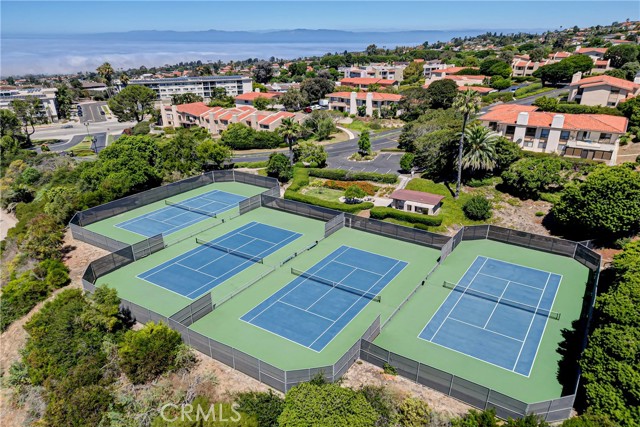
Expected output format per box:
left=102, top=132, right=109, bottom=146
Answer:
left=40, top=132, right=108, bottom=154
left=79, top=101, right=107, bottom=123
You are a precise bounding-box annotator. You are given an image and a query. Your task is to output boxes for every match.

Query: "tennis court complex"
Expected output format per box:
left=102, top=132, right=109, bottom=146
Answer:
left=419, top=256, right=561, bottom=376
left=241, top=246, right=407, bottom=351
left=138, top=222, right=301, bottom=299
left=116, top=190, right=246, bottom=237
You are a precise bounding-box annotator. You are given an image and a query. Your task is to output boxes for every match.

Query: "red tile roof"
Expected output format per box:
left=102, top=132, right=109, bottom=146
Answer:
left=432, top=66, right=478, bottom=75
left=327, top=92, right=403, bottom=101
left=176, top=102, right=214, bottom=117
left=390, top=189, right=444, bottom=205
left=235, top=92, right=280, bottom=101
left=576, top=47, right=608, bottom=54
left=570, top=75, right=640, bottom=92
left=259, top=111, right=295, bottom=126
left=457, top=86, right=494, bottom=93
left=480, top=105, right=628, bottom=134
left=340, top=78, right=397, bottom=86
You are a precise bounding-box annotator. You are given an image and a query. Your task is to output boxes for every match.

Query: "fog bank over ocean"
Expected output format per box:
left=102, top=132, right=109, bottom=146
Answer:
left=2, top=28, right=511, bottom=76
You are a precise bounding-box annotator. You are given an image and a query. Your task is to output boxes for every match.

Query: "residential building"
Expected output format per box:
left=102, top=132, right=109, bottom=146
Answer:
left=162, top=102, right=303, bottom=135
left=339, top=78, right=398, bottom=91
left=234, top=91, right=282, bottom=108
left=326, top=91, right=402, bottom=117
left=567, top=73, right=640, bottom=107
left=389, top=189, right=444, bottom=215
left=424, top=72, right=487, bottom=88
left=575, top=47, right=608, bottom=60
left=0, top=86, right=59, bottom=122
left=339, top=64, right=407, bottom=82
left=264, top=82, right=300, bottom=93
left=423, top=61, right=456, bottom=78
left=511, top=56, right=553, bottom=77
left=457, top=86, right=495, bottom=94
left=479, top=104, right=628, bottom=164
left=127, top=75, right=252, bottom=101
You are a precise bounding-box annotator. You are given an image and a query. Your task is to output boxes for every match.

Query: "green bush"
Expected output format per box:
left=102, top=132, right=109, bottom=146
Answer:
left=288, top=168, right=310, bottom=192
left=535, top=211, right=545, bottom=217
left=308, top=168, right=397, bottom=184
left=345, top=185, right=367, bottom=203
left=382, top=363, right=397, bottom=376
left=463, top=196, right=492, bottom=220
left=163, top=126, right=176, bottom=134
left=369, top=207, right=443, bottom=226
left=236, top=390, right=285, bottom=427
left=481, top=91, right=514, bottom=104
left=233, top=160, right=269, bottom=169
left=132, top=121, right=151, bottom=135
left=284, top=190, right=374, bottom=213
left=400, top=153, right=415, bottom=173
left=266, top=152, right=293, bottom=183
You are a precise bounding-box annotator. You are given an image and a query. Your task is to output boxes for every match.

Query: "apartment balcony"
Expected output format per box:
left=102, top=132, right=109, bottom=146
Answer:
left=566, top=138, right=616, bottom=152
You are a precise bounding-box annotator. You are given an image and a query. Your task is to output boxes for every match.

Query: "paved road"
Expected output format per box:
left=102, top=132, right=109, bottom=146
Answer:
left=42, top=132, right=108, bottom=154
left=480, top=87, right=568, bottom=114
left=79, top=101, right=107, bottom=123
left=32, top=121, right=133, bottom=141
left=233, top=129, right=402, bottom=173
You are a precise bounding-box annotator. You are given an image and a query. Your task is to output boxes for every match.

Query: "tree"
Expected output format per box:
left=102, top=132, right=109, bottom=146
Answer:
left=463, top=195, right=492, bottom=220
left=397, top=397, right=432, bottom=427
left=426, top=79, right=459, bottom=110
left=620, top=61, right=640, bottom=81
left=490, top=75, right=512, bottom=90
left=400, top=153, right=415, bottom=173
left=300, top=77, right=335, bottom=103
left=252, top=61, right=274, bottom=84
left=278, top=383, right=378, bottom=427
left=160, top=128, right=208, bottom=176
left=529, top=47, right=547, bottom=62
left=55, top=83, right=74, bottom=119
left=604, top=44, right=639, bottom=68
left=281, top=88, right=308, bottom=111
left=108, top=85, right=156, bottom=122
left=196, top=139, right=232, bottom=169
left=402, top=61, right=424, bottom=84
left=118, top=322, right=183, bottom=384
left=494, top=136, right=522, bottom=172
left=534, top=54, right=594, bottom=86
left=96, top=62, right=114, bottom=86
left=452, top=408, right=498, bottom=427
left=345, top=185, right=366, bottom=203
left=0, top=109, right=21, bottom=137
left=552, top=165, right=640, bottom=237
left=266, top=152, right=292, bottom=183
left=293, top=141, right=327, bottom=166
left=44, top=186, right=80, bottom=223
left=461, top=124, right=498, bottom=172
left=501, top=157, right=567, bottom=199
left=280, top=117, right=302, bottom=164
left=358, top=131, right=371, bottom=155
left=487, top=61, right=512, bottom=79
left=120, top=72, right=130, bottom=86
left=618, top=97, right=640, bottom=128
left=171, top=92, right=203, bottom=105
left=453, top=89, right=481, bottom=198
left=11, top=97, right=45, bottom=145
left=398, top=87, right=431, bottom=121
left=235, top=391, right=285, bottom=427
left=561, top=413, right=618, bottom=427
left=21, top=214, right=64, bottom=261
left=288, top=61, right=308, bottom=77
left=253, top=96, right=271, bottom=111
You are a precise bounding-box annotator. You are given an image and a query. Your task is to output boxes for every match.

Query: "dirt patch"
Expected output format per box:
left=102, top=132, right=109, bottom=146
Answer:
left=487, top=193, right=553, bottom=236
left=616, top=141, right=640, bottom=165
left=0, top=210, right=17, bottom=242
left=342, top=360, right=472, bottom=418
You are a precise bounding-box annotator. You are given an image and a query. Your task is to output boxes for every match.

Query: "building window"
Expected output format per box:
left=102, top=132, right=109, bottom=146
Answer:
left=505, top=125, right=516, bottom=137
left=558, top=144, right=567, bottom=153
left=560, top=130, right=571, bottom=141
left=525, top=141, right=533, bottom=147
left=539, top=128, right=550, bottom=140
left=599, top=133, right=612, bottom=143
left=525, top=127, right=537, bottom=139
left=538, top=141, right=547, bottom=149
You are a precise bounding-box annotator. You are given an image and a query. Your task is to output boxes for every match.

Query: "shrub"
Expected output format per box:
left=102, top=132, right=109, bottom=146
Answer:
left=236, top=390, right=285, bottom=427
left=308, top=168, right=397, bottom=184
left=234, top=160, right=269, bottom=169
left=345, top=185, right=367, bottom=203
left=288, top=168, right=310, bottom=192
left=118, top=322, right=183, bottom=384
left=400, top=153, right=415, bottom=173
left=163, top=126, right=176, bottom=134
left=284, top=190, right=373, bottom=213
left=382, top=363, right=397, bottom=375
left=132, top=121, right=151, bottom=135
left=467, top=177, right=494, bottom=187
left=463, top=196, right=492, bottom=220
left=324, top=180, right=378, bottom=195
left=535, top=211, right=545, bottom=217
left=369, top=207, right=443, bottom=226
left=266, top=152, right=293, bottom=183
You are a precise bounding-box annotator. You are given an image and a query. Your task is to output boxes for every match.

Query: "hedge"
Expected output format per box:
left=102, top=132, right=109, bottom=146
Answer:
left=369, top=207, right=443, bottom=226
left=233, top=160, right=269, bottom=169
left=324, top=180, right=378, bottom=196
left=481, top=91, right=514, bottom=104
left=284, top=189, right=374, bottom=213
left=288, top=168, right=310, bottom=192
left=308, top=168, right=397, bottom=184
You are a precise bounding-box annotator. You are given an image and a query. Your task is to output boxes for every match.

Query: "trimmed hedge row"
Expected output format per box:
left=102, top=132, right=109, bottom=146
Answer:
left=308, top=168, right=397, bottom=184
left=369, top=207, right=443, bottom=226
left=324, top=180, right=378, bottom=196
left=233, top=160, right=269, bottom=169
left=284, top=190, right=374, bottom=213
left=288, top=168, right=310, bottom=192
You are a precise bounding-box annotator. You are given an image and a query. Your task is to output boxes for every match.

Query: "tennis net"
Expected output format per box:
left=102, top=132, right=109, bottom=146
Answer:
left=196, top=238, right=264, bottom=264
left=291, top=268, right=381, bottom=302
left=443, top=281, right=560, bottom=320
left=166, top=200, right=218, bottom=218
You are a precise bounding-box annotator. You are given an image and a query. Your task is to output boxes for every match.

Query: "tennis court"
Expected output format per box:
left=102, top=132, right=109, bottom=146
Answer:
left=419, top=256, right=561, bottom=376
left=242, top=246, right=407, bottom=351
left=115, top=190, right=246, bottom=237
left=138, top=222, right=301, bottom=299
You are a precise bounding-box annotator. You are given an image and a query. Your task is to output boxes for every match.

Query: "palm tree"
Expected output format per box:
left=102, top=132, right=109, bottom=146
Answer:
left=96, top=62, right=114, bottom=86
left=461, top=125, right=498, bottom=172
left=119, top=72, right=130, bottom=86
left=280, top=118, right=302, bottom=165
left=452, top=89, right=481, bottom=198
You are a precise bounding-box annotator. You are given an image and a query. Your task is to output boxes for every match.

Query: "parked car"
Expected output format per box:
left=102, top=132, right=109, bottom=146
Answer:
left=100, top=110, right=105, bottom=115
left=303, top=106, right=312, bottom=113
left=61, top=124, right=74, bottom=129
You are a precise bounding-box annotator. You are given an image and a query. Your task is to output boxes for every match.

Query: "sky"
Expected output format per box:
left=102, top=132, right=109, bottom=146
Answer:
left=2, top=0, right=639, bottom=34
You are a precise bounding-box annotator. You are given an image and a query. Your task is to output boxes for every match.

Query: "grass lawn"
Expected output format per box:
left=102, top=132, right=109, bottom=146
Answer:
left=33, top=138, right=64, bottom=145
left=303, top=187, right=344, bottom=202
left=405, top=178, right=490, bottom=232
left=343, top=120, right=385, bottom=134
left=69, top=136, right=96, bottom=157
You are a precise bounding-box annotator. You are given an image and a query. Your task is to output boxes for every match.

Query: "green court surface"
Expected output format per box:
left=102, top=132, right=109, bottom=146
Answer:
left=84, top=182, right=265, bottom=245
left=189, top=226, right=440, bottom=370
left=374, top=239, right=590, bottom=403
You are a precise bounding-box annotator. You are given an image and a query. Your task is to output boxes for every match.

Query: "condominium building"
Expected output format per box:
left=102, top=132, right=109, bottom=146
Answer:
left=479, top=104, right=628, bottom=164
left=234, top=91, right=282, bottom=108
left=162, top=102, right=303, bottom=135
left=339, top=78, right=398, bottom=91
left=128, top=76, right=253, bottom=101
left=326, top=91, right=402, bottom=117
left=339, top=63, right=407, bottom=82
left=422, top=61, right=456, bottom=78
left=0, top=86, right=59, bottom=122
left=568, top=73, right=640, bottom=107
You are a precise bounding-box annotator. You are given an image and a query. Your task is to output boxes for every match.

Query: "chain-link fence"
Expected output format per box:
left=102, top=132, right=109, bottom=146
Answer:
left=325, top=213, right=345, bottom=238
left=239, top=194, right=262, bottom=215
left=169, top=293, right=214, bottom=326
left=261, top=195, right=340, bottom=221
left=69, top=218, right=129, bottom=252
left=344, top=214, right=450, bottom=249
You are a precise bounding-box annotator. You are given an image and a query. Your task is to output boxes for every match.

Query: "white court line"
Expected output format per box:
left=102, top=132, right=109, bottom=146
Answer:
left=332, top=260, right=384, bottom=278
left=527, top=274, right=562, bottom=376
left=482, top=281, right=510, bottom=329
left=277, top=300, right=336, bottom=323
left=447, top=317, right=524, bottom=343
left=477, top=272, right=544, bottom=291
left=306, top=268, right=358, bottom=312
left=512, top=272, right=551, bottom=371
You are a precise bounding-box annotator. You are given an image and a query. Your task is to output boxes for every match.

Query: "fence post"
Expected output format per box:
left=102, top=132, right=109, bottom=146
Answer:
left=485, top=225, right=490, bottom=239
left=448, top=375, right=454, bottom=395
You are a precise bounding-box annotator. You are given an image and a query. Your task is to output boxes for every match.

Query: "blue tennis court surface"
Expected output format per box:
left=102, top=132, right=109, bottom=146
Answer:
left=115, top=190, right=246, bottom=237
left=419, top=256, right=561, bottom=376
left=138, top=222, right=301, bottom=299
left=242, top=246, right=407, bottom=351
